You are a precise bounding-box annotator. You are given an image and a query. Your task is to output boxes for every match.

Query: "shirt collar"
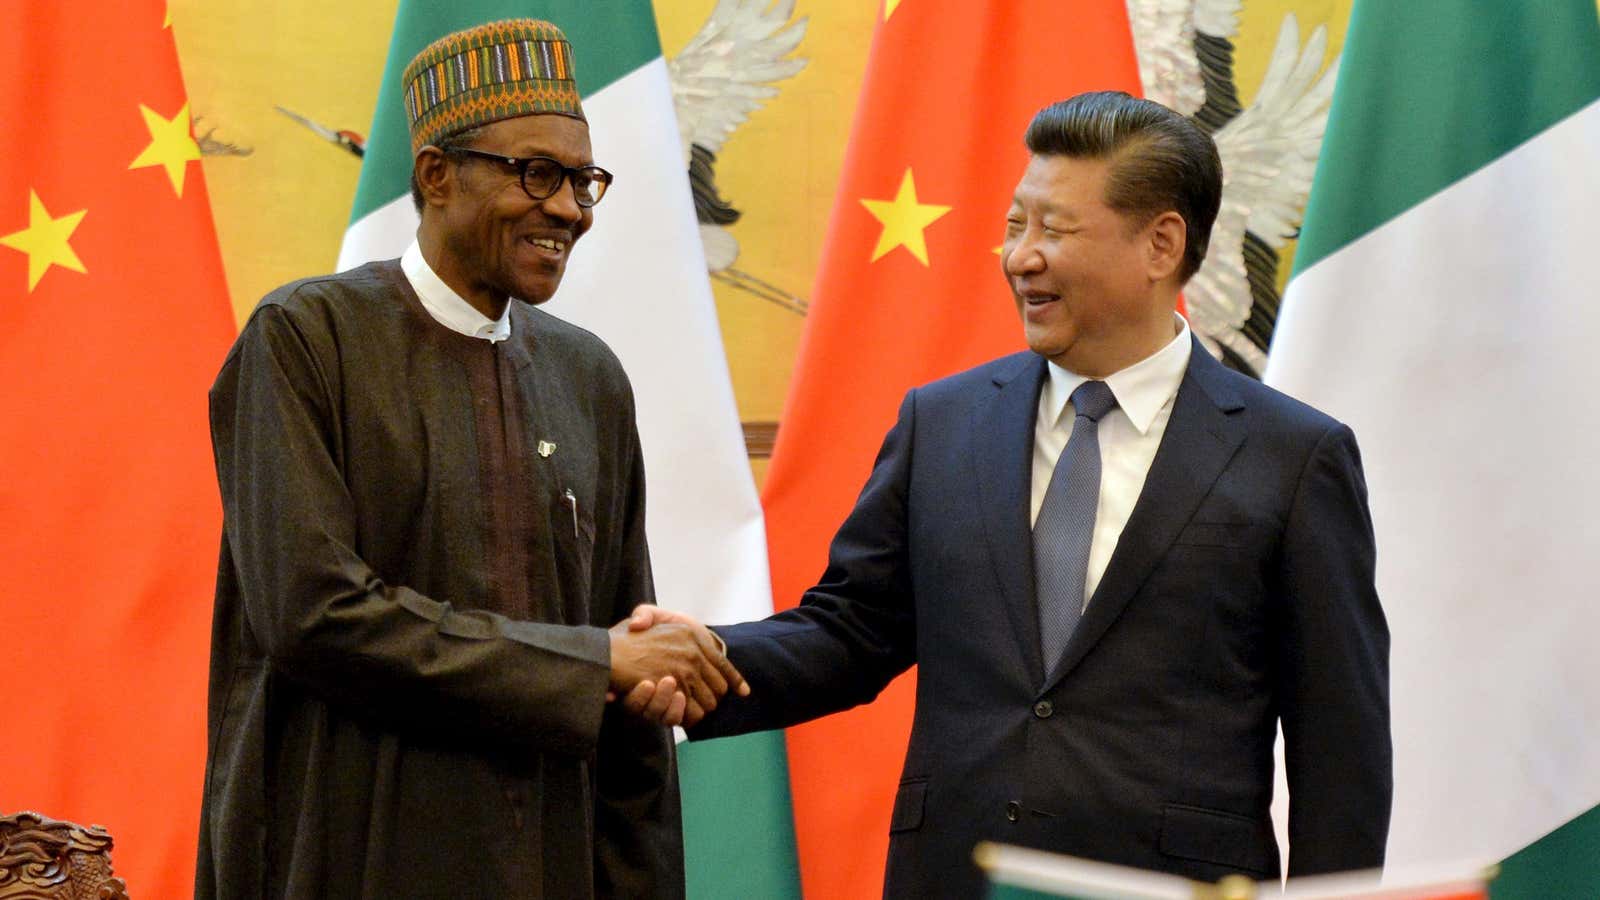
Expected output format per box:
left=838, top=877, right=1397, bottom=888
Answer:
left=1042, top=314, right=1193, bottom=435
left=401, top=240, right=512, bottom=343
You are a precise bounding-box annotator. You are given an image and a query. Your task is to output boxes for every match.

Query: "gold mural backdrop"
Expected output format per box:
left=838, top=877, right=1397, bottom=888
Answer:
left=172, top=0, right=1357, bottom=485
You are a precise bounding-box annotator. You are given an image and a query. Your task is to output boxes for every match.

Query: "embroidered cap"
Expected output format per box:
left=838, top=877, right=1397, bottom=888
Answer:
left=402, top=19, right=584, bottom=155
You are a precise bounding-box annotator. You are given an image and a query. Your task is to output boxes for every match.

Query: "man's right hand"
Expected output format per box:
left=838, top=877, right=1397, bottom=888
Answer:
left=608, top=618, right=745, bottom=727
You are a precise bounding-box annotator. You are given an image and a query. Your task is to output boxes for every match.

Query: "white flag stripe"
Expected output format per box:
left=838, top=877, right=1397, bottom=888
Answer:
left=337, top=194, right=417, bottom=275
left=546, top=59, right=772, bottom=622
left=1268, top=97, right=1600, bottom=866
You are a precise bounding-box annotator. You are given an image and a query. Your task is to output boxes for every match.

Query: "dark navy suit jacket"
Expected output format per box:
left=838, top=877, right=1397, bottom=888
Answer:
left=693, top=339, right=1391, bottom=898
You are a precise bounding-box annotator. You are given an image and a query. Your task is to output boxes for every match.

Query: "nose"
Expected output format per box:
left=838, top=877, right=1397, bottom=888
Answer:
left=538, top=175, right=585, bottom=225
left=1004, top=234, right=1043, bottom=276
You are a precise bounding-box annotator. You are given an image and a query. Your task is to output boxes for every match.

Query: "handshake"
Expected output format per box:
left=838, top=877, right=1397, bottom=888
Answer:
left=607, top=605, right=748, bottom=728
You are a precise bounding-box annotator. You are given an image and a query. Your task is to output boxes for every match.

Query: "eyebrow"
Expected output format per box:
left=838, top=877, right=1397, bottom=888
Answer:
left=1009, top=196, right=1080, bottom=223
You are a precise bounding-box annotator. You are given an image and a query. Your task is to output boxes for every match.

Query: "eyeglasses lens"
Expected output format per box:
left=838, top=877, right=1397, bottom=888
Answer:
left=522, top=159, right=607, bottom=208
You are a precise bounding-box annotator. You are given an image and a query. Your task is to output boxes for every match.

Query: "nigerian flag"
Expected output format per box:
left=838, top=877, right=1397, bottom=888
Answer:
left=1266, top=0, right=1600, bottom=891
left=338, top=2, right=800, bottom=897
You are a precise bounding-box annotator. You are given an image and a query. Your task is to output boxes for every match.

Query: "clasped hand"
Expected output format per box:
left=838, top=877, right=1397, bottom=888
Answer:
left=608, top=605, right=747, bottom=727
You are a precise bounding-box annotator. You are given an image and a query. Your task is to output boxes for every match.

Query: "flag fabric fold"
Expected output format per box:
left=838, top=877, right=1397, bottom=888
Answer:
left=0, top=2, right=239, bottom=895
left=1267, top=0, right=1600, bottom=882
left=338, top=2, right=798, bottom=896
left=761, top=3, right=1142, bottom=895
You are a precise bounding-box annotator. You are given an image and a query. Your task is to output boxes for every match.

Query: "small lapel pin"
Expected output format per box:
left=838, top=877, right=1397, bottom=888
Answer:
left=537, top=440, right=557, bottom=458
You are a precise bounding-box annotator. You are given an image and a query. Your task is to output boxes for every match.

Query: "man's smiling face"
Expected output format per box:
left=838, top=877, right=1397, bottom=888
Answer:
left=1002, top=153, right=1172, bottom=376
left=438, top=113, right=595, bottom=308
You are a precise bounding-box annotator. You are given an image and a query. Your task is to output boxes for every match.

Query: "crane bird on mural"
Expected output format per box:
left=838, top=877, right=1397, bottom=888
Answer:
left=667, top=0, right=810, bottom=315
left=1126, top=1, right=1340, bottom=377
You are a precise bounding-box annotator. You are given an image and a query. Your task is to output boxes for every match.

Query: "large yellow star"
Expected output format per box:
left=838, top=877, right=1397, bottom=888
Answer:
left=1, top=191, right=88, bottom=292
left=860, top=168, right=952, bottom=266
left=129, top=102, right=201, bottom=197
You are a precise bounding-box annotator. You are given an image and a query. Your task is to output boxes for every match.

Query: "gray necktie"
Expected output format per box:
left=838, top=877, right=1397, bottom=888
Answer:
left=1034, top=380, right=1118, bottom=676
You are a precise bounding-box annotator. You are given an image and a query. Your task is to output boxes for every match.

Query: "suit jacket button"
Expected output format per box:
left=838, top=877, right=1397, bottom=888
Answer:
left=1033, top=700, right=1053, bottom=719
left=1005, top=800, right=1021, bottom=823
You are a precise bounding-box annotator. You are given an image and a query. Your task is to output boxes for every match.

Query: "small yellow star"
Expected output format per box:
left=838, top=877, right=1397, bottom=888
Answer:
left=860, top=169, right=952, bottom=266
left=129, top=102, right=201, bottom=197
left=164, top=1, right=172, bottom=28
left=1, top=191, right=88, bottom=292
left=885, top=0, right=903, bottom=20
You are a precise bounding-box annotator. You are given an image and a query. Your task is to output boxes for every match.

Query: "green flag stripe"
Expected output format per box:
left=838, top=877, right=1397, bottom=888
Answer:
left=350, top=0, right=661, bottom=225
left=678, top=733, right=802, bottom=898
left=1293, top=0, right=1600, bottom=275
left=1492, top=802, right=1600, bottom=899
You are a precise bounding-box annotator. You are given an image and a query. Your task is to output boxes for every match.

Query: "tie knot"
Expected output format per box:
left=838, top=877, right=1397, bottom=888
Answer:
left=1070, top=380, right=1117, bottom=422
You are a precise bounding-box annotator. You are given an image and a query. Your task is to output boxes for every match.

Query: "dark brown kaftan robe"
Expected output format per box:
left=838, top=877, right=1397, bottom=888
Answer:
left=197, top=260, right=681, bottom=899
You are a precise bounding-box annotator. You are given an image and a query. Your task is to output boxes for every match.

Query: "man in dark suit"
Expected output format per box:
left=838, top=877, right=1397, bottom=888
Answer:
left=628, top=91, right=1391, bottom=897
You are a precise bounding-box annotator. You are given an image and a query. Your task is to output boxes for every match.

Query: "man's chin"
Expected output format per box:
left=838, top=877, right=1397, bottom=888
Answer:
left=512, top=272, right=563, bottom=305
left=1022, top=327, right=1068, bottom=361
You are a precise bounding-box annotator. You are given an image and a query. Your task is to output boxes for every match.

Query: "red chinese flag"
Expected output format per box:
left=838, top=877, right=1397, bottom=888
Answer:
left=761, top=2, right=1142, bottom=896
left=0, top=3, right=237, bottom=895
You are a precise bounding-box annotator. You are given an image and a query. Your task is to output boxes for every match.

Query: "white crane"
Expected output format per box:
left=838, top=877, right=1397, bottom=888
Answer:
left=668, top=0, right=810, bottom=315
left=1127, top=0, right=1341, bottom=375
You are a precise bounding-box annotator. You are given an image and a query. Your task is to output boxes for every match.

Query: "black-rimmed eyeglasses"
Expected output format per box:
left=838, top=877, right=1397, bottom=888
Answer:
left=446, top=147, right=613, bottom=208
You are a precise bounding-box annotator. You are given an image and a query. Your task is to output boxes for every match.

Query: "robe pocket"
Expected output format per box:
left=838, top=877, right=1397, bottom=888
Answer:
left=551, top=486, right=597, bottom=605
left=1158, top=803, right=1276, bottom=875
left=889, top=778, right=929, bottom=833
left=556, top=486, right=597, bottom=545
left=1171, top=521, right=1268, bottom=549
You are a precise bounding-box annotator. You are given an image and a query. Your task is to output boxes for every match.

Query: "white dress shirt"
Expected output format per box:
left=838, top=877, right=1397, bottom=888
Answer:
left=401, top=240, right=512, bottom=343
left=1030, top=315, right=1192, bottom=607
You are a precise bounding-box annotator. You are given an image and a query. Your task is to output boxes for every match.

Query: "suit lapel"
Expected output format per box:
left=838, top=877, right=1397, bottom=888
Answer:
left=971, top=353, right=1049, bottom=686
left=1043, top=340, right=1247, bottom=691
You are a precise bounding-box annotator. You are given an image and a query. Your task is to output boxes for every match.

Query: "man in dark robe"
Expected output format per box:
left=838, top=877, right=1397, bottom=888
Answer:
left=196, top=19, right=740, bottom=899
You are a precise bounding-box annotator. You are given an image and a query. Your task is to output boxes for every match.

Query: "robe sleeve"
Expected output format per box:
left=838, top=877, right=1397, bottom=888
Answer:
left=210, top=301, right=612, bottom=758
left=591, top=414, right=685, bottom=897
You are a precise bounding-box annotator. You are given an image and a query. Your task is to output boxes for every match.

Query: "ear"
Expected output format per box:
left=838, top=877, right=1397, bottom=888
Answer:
left=1145, top=211, right=1187, bottom=283
left=413, top=147, right=454, bottom=210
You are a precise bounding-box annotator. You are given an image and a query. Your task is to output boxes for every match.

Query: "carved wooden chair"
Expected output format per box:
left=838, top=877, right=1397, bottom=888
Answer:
left=0, top=812, right=128, bottom=899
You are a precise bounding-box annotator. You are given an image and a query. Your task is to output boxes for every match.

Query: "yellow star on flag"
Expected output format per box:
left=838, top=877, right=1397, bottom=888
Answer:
left=1, top=191, right=88, bottom=292
left=885, top=0, right=903, bottom=19
left=860, top=169, right=952, bottom=266
left=130, top=102, right=201, bottom=197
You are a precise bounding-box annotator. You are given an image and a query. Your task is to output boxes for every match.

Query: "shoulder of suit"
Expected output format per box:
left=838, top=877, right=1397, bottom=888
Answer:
left=1194, top=351, right=1349, bottom=438
left=914, top=350, right=1039, bottom=399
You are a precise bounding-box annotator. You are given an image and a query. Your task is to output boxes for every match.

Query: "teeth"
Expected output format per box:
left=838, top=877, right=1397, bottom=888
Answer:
left=529, top=237, right=566, bottom=252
